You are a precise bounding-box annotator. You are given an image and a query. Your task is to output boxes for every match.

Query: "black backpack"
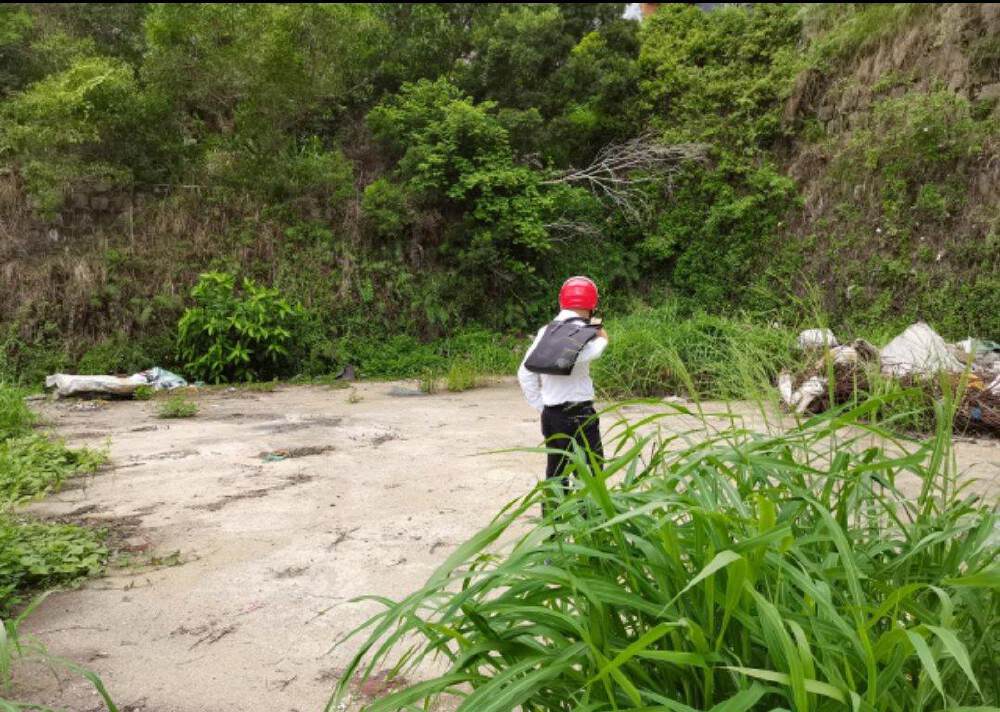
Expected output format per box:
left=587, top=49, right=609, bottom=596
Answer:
left=523, top=318, right=600, bottom=375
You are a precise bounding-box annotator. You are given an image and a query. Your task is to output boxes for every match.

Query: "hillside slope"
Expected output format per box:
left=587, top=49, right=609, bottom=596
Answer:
left=1, top=3, right=997, bottom=383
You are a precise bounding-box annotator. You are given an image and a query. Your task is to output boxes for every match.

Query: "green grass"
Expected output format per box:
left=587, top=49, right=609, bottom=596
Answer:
left=803, top=3, right=934, bottom=66
left=344, top=329, right=522, bottom=381
left=593, top=304, right=803, bottom=401
left=331, top=399, right=999, bottom=711
left=445, top=361, right=479, bottom=392
left=157, top=395, right=198, bottom=418
left=0, top=385, right=35, bottom=441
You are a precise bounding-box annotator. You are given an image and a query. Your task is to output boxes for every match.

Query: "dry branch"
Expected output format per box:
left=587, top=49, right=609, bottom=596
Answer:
left=543, top=133, right=708, bottom=223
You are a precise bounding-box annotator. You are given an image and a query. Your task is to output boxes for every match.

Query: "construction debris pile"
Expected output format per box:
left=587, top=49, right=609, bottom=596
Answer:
left=778, top=322, right=1000, bottom=435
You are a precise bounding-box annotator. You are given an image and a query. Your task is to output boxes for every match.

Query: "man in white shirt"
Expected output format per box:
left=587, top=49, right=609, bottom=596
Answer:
left=517, top=276, right=609, bottom=514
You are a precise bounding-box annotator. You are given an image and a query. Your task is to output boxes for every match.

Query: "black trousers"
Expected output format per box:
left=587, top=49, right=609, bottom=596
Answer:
left=540, top=402, right=603, bottom=512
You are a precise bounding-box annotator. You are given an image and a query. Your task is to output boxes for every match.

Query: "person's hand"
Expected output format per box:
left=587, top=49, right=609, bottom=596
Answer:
left=597, top=327, right=608, bottom=340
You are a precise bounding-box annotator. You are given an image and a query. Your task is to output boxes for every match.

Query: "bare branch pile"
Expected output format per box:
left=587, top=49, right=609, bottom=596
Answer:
left=544, top=133, right=708, bottom=223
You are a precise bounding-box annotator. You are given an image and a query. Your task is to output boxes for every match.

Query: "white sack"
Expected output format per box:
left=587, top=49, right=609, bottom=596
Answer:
left=880, top=322, right=964, bottom=378
left=45, top=373, right=147, bottom=398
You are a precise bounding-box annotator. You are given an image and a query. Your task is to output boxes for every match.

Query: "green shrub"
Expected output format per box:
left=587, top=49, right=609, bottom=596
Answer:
left=0, top=324, right=70, bottom=390
left=133, top=384, right=154, bottom=401
left=157, top=395, right=197, bottom=419
left=0, top=518, right=106, bottom=616
left=0, top=384, right=108, bottom=615
left=417, top=369, right=441, bottom=395
left=333, top=402, right=999, bottom=711
left=177, top=271, right=305, bottom=383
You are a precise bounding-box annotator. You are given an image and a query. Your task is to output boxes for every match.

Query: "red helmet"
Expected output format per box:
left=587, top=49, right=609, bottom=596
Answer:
left=558, top=276, right=599, bottom=310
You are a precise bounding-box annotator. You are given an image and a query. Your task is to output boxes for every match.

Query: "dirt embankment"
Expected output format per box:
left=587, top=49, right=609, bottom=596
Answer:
left=12, top=381, right=1000, bottom=712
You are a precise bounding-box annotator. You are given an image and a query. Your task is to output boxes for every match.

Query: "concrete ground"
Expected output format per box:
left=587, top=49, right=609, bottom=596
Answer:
left=10, top=380, right=1000, bottom=711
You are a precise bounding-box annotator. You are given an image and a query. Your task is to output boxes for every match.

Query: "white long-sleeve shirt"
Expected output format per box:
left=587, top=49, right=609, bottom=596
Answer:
left=517, top=309, right=608, bottom=412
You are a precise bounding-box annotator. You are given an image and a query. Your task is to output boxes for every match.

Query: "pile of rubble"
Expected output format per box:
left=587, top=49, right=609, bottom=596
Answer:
left=778, top=322, right=1000, bottom=434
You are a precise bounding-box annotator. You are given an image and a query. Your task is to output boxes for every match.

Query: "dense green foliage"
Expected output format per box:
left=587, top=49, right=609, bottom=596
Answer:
left=1, top=3, right=997, bottom=385
left=334, top=402, right=999, bottom=711
left=177, top=272, right=305, bottom=383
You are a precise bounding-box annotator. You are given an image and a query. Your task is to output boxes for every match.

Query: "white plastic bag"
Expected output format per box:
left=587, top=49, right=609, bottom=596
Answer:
left=797, top=329, right=838, bottom=350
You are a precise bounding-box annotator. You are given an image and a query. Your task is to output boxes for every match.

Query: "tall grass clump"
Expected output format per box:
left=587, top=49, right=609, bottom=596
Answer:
left=331, top=399, right=998, bottom=711
left=593, top=304, right=801, bottom=401
left=0, top=385, right=34, bottom=441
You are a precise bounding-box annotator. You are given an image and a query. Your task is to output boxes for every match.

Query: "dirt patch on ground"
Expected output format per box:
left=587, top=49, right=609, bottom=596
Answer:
left=258, top=444, right=336, bottom=460
left=192, top=472, right=316, bottom=512
left=11, top=381, right=999, bottom=712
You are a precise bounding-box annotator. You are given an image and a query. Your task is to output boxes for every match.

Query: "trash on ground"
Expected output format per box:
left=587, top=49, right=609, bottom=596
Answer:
left=778, top=336, right=878, bottom=414
left=957, top=378, right=1000, bottom=433
left=45, top=366, right=188, bottom=398
left=954, top=338, right=1000, bottom=376
left=46, top=373, right=148, bottom=398
left=880, top=322, right=964, bottom=378
left=779, top=322, right=1000, bottom=436
left=139, top=367, right=188, bottom=390
left=778, top=373, right=827, bottom=414
left=797, top=328, right=838, bottom=351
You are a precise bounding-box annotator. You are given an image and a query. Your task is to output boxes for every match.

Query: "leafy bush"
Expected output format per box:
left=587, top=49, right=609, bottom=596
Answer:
left=366, top=78, right=564, bottom=327
left=157, top=395, right=197, bottom=419
left=334, top=402, right=999, bottom=711
left=177, top=272, right=305, bottom=383
left=440, top=330, right=522, bottom=375
left=342, top=329, right=522, bottom=382
left=0, top=518, right=106, bottom=616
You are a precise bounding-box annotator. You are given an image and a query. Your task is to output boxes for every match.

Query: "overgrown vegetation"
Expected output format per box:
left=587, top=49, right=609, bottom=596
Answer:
left=592, top=304, right=801, bottom=400
left=2, top=3, right=996, bottom=387
left=333, top=400, right=999, bottom=711
left=0, top=385, right=108, bottom=616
